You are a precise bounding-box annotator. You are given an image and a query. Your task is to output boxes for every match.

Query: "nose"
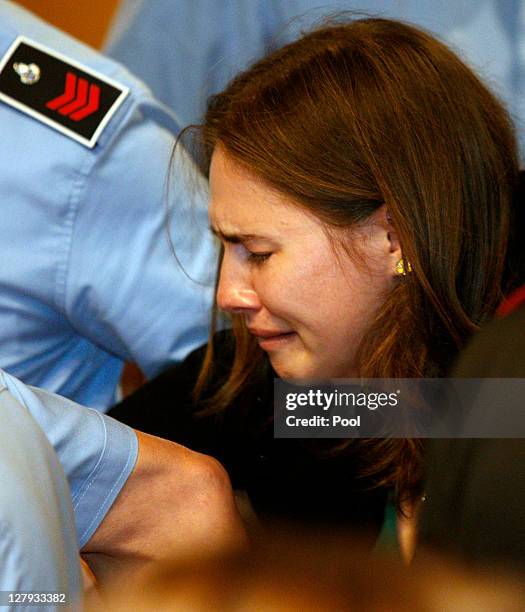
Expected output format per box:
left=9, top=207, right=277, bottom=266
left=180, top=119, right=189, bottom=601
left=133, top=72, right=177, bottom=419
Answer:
left=216, top=250, right=261, bottom=314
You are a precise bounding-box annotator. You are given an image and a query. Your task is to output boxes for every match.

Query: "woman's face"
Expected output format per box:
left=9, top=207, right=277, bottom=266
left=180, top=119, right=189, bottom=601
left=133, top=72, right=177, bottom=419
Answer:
left=209, top=148, right=400, bottom=380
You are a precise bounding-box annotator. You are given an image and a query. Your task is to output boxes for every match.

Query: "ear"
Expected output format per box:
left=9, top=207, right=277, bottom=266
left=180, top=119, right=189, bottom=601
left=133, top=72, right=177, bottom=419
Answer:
left=375, top=205, right=402, bottom=274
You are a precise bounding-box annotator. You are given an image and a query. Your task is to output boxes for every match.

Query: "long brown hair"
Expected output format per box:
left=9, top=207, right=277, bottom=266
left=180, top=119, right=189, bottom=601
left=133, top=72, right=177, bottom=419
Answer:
left=192, top=17, right=520, bottom=505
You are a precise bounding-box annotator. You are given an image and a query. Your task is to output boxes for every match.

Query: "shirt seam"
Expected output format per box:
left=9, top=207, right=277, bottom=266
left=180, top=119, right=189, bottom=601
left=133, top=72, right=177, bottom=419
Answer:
left=70, top=409, right=108, bottom=508
left=74, top=412, right=136, bottom=544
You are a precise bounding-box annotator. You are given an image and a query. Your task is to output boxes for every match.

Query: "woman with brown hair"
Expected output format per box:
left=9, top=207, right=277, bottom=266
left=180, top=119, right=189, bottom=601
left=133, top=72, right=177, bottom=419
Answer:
left=109, top=17, right=524, bottom=546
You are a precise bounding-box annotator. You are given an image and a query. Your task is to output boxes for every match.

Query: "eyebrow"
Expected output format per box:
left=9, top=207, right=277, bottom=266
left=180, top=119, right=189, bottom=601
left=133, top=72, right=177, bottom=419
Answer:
left=210, top=226, right=267, bottom=244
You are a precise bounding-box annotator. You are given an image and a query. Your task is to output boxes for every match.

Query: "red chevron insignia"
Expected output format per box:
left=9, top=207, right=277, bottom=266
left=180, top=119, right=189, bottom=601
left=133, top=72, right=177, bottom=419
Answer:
left=46, top=71, right=76, bottom=109
left=70, top=84, right=100, bottom=120
left=46, top=72, right=101, bottom=121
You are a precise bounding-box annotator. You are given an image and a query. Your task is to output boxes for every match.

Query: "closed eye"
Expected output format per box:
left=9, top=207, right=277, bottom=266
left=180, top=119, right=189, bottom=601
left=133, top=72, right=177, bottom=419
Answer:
left=247, top=251, right=272, bottom=266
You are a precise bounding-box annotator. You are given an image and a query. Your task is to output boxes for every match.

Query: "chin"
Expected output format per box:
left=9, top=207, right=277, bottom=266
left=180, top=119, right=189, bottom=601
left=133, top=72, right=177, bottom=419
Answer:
left=272, top=358, right=351, bottom=382
left=271, top=358, right=323, bottom=382
left=271, top=361, right=304, bottom=381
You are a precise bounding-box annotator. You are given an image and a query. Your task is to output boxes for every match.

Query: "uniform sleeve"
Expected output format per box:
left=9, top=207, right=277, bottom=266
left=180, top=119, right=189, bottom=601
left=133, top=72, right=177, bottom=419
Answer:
left=1, top=370, right=138, bottom=548
left=63, top=96, right=217, bottom=378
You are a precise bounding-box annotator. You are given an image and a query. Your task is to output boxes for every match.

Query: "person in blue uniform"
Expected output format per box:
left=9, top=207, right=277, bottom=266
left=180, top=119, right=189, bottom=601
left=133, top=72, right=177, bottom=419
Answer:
left=0, top=367, right=245, bottom=603
left=0, top=383, right=82, bottom=609
left=0, top=0, right=216, bottom=411
left=106, top=0, right=525, bottom=154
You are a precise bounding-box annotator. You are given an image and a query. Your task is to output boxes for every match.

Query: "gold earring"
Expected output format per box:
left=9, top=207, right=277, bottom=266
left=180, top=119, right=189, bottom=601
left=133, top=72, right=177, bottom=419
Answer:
left=395, top=258, right=412, bottom=276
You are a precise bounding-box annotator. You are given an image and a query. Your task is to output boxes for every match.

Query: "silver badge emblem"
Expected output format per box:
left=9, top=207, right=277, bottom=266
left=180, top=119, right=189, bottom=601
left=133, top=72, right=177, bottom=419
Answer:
left=13, top=62, right=41, bottom=85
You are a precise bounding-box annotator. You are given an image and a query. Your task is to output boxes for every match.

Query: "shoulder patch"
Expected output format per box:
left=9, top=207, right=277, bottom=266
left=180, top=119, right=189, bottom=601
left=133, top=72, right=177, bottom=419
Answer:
left=0, top=36, right=129, bottom=148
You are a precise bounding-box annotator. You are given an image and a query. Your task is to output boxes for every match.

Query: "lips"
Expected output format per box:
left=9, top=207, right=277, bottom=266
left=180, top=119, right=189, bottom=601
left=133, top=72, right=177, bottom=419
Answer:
left=248, top=327, right=293, bottom=338
left=248, top=327, right=296, bottom=351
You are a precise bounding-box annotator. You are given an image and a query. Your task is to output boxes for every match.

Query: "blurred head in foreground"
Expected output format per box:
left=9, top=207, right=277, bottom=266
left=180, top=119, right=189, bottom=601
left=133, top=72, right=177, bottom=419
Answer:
left=90, top=529, right=525, bottom=611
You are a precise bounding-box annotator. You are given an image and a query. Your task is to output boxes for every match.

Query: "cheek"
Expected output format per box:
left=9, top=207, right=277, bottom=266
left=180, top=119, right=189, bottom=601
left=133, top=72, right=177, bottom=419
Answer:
left=252, top=269, right=291, bottom=314
left=255, top=258, right=345, bottom=331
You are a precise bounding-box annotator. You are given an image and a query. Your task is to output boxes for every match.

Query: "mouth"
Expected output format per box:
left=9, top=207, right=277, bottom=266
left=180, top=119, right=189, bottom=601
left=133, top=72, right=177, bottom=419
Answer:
left=248, top=328, right=296, bottom=351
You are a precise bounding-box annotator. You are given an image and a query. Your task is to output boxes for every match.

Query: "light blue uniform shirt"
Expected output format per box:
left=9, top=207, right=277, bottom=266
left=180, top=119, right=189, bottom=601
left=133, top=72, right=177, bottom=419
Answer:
left=0, top=0, right=215, bottom=410
left=106, top=0, right=525, bottom=157
left=0, top=369, right=138, bottom=610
